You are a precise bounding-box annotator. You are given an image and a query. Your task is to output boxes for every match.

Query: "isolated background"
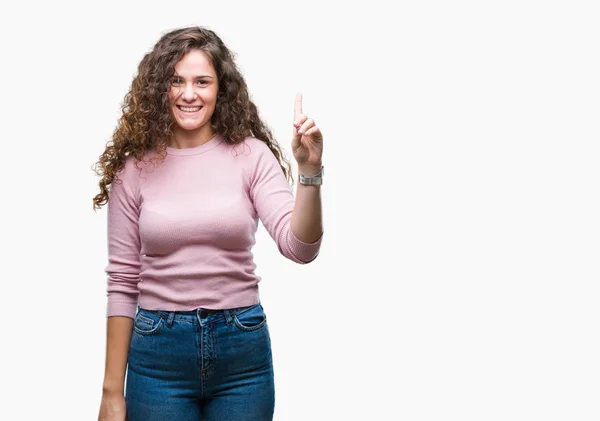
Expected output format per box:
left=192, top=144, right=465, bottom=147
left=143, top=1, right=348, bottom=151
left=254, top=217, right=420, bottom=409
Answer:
left=1, top=0, right=598, bottom=419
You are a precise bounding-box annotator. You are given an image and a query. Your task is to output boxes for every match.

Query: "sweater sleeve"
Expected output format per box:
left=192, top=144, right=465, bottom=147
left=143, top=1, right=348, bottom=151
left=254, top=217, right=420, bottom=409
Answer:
left=104, top=158, right=142, bottom=319
left=248, top=139, right=323, bottom=264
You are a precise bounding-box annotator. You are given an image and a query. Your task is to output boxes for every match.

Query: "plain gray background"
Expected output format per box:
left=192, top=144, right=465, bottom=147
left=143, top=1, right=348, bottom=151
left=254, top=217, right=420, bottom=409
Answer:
left=0, top=0, right=598, bottom=419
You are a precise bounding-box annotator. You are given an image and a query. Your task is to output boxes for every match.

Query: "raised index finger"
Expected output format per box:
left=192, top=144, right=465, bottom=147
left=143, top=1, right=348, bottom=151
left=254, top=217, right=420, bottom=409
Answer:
left=294, top=92, right=303, bottom=122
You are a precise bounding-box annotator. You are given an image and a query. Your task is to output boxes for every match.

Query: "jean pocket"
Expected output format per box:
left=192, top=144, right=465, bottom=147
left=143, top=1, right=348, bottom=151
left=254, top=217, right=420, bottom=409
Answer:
left=133, top=310, right=164, bottom=336
left=233, top=304, right=267, bottom=332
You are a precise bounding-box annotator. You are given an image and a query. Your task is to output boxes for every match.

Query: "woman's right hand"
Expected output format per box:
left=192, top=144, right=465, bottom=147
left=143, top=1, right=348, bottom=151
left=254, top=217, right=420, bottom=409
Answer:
left=98, top=391, right=127, bottom=421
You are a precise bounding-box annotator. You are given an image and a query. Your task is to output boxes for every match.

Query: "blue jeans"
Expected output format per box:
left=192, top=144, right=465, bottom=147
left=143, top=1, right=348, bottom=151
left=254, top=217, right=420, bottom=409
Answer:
left=125, top=303, right=275, bottom=420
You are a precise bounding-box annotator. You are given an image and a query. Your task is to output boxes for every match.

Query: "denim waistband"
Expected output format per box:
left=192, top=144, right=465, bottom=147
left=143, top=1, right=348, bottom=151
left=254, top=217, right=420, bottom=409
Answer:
left=137, top=302, right=260, bottom=326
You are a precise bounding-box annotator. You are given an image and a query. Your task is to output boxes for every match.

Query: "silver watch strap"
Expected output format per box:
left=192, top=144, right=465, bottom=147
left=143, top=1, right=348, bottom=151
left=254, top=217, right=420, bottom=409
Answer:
left=299, top=166, right=324, bottom=185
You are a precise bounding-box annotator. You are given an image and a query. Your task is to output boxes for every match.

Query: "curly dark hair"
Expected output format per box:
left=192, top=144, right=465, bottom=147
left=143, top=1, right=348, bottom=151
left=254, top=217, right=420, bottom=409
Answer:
left=92, top=25, right=293, bottom=210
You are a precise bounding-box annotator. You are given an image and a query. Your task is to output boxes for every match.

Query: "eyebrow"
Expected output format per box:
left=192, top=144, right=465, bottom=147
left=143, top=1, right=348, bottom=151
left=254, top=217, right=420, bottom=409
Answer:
left=172, top=74, right=214, bottom=79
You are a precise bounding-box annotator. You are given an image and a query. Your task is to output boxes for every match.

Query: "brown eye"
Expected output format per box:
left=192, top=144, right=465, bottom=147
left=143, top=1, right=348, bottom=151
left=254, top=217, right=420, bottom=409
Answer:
left=171, top=77, right=182, bottom=86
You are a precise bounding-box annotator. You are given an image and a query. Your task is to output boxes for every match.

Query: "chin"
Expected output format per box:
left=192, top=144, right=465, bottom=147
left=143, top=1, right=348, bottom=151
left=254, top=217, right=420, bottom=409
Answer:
left=181, top=124, right=203, bottom=131
left=175, top=119, right=204, bottom=131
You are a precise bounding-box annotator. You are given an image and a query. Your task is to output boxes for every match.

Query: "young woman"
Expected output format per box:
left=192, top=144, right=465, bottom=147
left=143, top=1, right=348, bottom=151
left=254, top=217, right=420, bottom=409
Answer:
left=93, top=26, right=324, bottom=421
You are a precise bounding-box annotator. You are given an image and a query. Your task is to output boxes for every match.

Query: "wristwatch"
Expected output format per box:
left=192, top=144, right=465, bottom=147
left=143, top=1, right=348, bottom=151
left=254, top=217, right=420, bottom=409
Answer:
left=299, top=166, right=324, bottom=185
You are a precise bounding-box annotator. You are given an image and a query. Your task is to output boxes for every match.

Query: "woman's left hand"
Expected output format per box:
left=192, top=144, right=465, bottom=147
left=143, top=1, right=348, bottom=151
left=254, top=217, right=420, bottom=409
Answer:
left=291, top=92, right=323, bottom=174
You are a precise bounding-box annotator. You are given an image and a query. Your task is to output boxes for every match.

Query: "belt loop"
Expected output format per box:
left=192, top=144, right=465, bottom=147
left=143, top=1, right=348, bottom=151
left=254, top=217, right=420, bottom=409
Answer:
left=196, top=308, right=204, bottom=327
left=224, top=309, right=233, bottom=325
left=166, top=311, right=175, bottom=328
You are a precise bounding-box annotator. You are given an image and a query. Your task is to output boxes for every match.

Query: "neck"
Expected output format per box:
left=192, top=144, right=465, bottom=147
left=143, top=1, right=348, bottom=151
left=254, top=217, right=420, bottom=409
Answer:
left=170, top=125, right=215, bottom=149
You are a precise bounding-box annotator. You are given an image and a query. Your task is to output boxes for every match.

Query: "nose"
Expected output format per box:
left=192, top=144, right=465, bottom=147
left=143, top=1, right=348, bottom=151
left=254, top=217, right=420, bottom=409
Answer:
left=182, top=83, right=197, bottom=102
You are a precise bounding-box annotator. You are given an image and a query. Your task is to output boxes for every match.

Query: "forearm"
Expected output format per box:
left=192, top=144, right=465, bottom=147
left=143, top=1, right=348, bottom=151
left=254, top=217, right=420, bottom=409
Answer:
left=102, top=316, right=134, bottom=394
left=290, top=164, right=323, bottom=244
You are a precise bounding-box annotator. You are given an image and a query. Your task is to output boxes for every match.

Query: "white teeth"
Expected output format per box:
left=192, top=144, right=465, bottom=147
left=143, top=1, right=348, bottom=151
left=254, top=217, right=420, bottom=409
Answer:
left=180, top=106, right=201, bottom=112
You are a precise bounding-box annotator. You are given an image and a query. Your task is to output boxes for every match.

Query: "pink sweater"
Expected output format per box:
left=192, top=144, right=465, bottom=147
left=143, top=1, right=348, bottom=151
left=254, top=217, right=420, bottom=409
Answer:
left=105, top=135, right=322, bottom=319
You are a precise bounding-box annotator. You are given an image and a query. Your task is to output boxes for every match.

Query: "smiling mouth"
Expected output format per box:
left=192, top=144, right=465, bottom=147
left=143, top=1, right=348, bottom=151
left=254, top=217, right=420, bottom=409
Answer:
left=177, top=105, right=203, bottom=112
